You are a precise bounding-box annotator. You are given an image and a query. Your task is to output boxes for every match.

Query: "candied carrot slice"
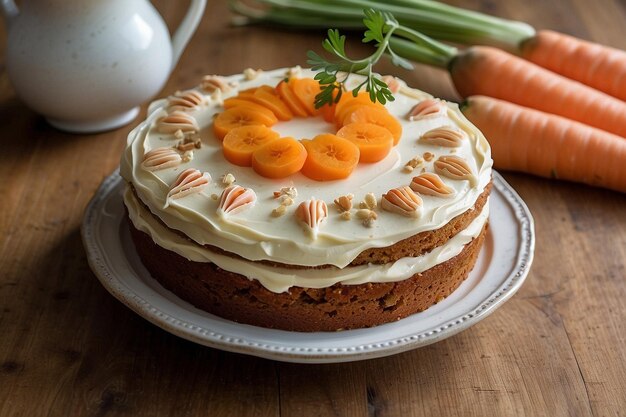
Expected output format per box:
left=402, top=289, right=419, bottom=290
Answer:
left=334, top=92, right=382, bottom=120
left=276, top=80, right=308, bottom=117
left=335, top=100, right=383, bottom=129
left=301, top=134, right=360, bottom=181
left=213, top=106, right=276, bottom=140
left=223, top=98, right=278, bottom=124
left=290, top=78, right=322, bottom=116
left=222, top=125, right=280, bottom=167
left=336, top=122, right=394, bottom=163
left=251, top=137, right=307, bottom=179
left=250, top=87, right=294, bottom=121
left=238, top=87, right=259, bottom=97
left=345, top=106, right=403, bottom=145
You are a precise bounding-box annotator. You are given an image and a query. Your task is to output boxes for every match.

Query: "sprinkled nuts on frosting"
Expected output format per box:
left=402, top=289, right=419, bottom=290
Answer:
left=182, top=150, right=193, bottom=162
left=334, top=194, right=354, bottom=212
left=221, top=173, right=236, bottom=186
left=271, top=205, right=287, bottom=217
left=356, top=209, right=377, bottom=227
left=404, top=155, right=424, bottom=173
left=423, top=152, right=435, bottom=162
left=273, top=186, right=298, bottom=199
left=285, top=65, right=302, bottom=78
left=359, top=193, right=377, bottom=210
left=243, top=68, right=262, bottom=80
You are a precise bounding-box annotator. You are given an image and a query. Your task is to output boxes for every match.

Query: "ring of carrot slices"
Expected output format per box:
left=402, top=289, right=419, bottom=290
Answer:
left=213, top=78, right=403, bottom=180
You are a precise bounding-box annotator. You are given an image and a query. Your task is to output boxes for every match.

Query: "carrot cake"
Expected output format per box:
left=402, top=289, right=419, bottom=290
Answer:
left=120, top=67, right=493, bottom=332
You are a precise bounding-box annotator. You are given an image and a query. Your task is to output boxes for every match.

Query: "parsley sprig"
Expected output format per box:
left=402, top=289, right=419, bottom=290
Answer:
left=307, top=9, right=414, bottom=109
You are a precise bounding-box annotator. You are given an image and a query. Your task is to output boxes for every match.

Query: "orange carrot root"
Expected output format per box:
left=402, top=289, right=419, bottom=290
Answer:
left=462, top=95, right=626, bottom=193
left=451, top=46, right=626, bottom=138
left=522, top=30, right=626, bottom=102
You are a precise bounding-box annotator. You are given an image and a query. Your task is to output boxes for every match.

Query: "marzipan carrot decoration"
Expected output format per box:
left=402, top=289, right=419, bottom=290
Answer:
left=462, top=96, right=626, bottom=193
left=231, top=0, right=626, bottom=101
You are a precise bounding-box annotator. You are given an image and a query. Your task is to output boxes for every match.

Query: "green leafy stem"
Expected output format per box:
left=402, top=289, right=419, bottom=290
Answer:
left=306, top=8, right=456, bottom=108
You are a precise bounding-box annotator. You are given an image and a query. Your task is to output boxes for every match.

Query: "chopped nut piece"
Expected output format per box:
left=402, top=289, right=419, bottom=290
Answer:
left=210, top=88, right=223, bottom=104
left=285, top=65, right=302, bottom=78
left=211, top=193, right=219, bottom=200
left=423, top=152, right=435, bottom=161
left=364, top=193, right=377, bottom=210
left=281, top=196, right=294, bottom=206
left=194, top=139, right=202, bottom=149
left=221, top=173, right=236, bottom=186
left=403, top=165, right=414, bottom=173
left=334, top=194, right=353, bottom=212
left=176, top=141, right=196, bottom=151
left=356, top=208, right=378, bottom=226
left=405, top=155, right=424, bottom=170
left=272, top=205, right=287, bottom=217
left=174, top=129, right=184, bottom=140
left=273, top=186, right=298, bottom=199
left=243, top=68, right=262, bottom=80
left=340, top=211, right=352, bottom=220
left=182, top=150, right=193, bottom=162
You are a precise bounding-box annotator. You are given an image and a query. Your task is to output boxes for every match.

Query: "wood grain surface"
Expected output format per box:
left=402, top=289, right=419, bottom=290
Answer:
left=1, top=1, right=625, bottom=416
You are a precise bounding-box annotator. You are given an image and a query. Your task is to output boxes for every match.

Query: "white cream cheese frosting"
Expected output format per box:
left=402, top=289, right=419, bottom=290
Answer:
left=125, top=186, right=489, bottom=293
left=120, top=68, right=492, bottom=269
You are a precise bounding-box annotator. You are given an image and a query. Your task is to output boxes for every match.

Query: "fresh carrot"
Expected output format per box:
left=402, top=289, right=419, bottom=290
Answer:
left=233, top=1, right=626, bottom=100
left=462, top=95, right=626, bottom=193
left=520, top=30, right=626, bottom=101
left=390, top=39, right=626, bottom=138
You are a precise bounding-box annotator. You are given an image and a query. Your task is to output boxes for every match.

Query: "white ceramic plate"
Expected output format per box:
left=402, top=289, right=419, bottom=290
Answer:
left=82, top=171, right=534, bottom=363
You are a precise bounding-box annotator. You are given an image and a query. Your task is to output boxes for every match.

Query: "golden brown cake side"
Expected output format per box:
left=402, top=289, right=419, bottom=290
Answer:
left=129, top=219, right=487, bottom=332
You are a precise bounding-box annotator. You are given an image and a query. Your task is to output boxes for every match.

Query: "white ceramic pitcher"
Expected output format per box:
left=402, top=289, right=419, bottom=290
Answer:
left=1, top=0, right=206, bottom=133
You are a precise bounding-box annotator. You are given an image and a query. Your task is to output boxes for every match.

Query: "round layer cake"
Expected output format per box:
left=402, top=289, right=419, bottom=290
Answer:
left=120, top=67, right=493, bottom=332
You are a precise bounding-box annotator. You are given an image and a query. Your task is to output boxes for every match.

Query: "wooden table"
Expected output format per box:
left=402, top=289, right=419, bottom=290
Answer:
left=1, top=1, right=625, bottom=415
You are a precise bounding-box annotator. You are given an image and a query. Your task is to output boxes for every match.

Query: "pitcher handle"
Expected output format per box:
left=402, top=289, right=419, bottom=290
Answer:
left=170, top=0, right=207, bottom=70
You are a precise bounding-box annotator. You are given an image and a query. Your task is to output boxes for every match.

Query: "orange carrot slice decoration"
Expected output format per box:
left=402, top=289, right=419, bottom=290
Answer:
left=222, top=98, right=279, bottom=124
left=213, top=106, right=277, bottom=140
left=334, top=95, right=384, bottom=128
left=276, top=80, right=308, bottom=117
left=336, top=123, right=394, bottom=163
left=249, top=86, right=294, bottom=121
left=251, top=137, right=307, bottom=179
left=222, top=125, right=280, bottom=167
left=345, top=106, right=403, bottom=145
left=300, top=134, right=360, bottom=181
left=290, top=78, right=322, bottom=116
